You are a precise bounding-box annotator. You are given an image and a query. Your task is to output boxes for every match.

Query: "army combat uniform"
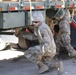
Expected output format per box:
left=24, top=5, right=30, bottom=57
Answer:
left=23, top=11, right=64, bottom=74
left=24, top=12, right=56, bottom=73
left=24, top=22, right=56, bottom=62
left=54, top=9, right=76, bottom=57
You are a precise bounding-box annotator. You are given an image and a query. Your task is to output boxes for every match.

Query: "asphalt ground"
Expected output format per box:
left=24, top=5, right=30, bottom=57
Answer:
left=0, top=45, right=76, bottom=75
left=0, top=35, right=76, bottom=75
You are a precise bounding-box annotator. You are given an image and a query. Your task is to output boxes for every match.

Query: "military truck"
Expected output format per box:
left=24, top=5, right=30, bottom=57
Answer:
left=0, top=0, right=76, bottom=50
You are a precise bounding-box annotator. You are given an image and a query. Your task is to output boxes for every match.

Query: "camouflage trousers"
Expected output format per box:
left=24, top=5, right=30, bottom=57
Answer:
left=55, top=33, right=75, bottom=53
left=24, top=45, right=56, bottom=64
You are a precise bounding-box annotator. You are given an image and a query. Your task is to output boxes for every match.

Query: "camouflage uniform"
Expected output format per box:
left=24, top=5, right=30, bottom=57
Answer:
left=23, top=11, right=57, bottom=73
left=55, top=9, right=76, bottom=57
left=24, top=11, right=56, bottom=64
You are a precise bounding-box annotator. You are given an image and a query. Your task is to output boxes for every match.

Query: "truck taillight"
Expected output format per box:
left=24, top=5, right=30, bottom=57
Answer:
left=24, top=6, right=34, bottom=10
left=8, top=7, right=17, bottom=11
left=36, top=6, right=44, bottom=9
left=56, top=5, right=62, bottom=8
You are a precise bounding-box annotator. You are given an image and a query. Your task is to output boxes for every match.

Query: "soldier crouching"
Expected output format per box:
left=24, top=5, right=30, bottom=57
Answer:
left=23, top=11, right=63, bottom=74
left=54, top=8, right=76, bottom=57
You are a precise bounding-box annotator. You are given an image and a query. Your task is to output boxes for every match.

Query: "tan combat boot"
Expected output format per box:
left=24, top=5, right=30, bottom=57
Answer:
left=37, top=61, right=49, bottom=74
left=56, top=61, right=64, bottom=75
left=49, top=60, right=64, bottom=74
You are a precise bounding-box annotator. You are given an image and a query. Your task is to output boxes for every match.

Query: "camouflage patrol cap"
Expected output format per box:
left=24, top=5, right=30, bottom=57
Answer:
left=32, top=11, right=44, bottom=22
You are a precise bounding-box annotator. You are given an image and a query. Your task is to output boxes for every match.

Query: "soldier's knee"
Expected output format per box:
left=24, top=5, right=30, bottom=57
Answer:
left=53, top=49, right=57, bottom=56
left=48, top=51, right=56, bottom=59
left=24, top=51, right=31, bottom=59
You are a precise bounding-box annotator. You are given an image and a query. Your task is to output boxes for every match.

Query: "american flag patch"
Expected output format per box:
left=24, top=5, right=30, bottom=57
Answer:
left=71, top=19, right=76, bottom=29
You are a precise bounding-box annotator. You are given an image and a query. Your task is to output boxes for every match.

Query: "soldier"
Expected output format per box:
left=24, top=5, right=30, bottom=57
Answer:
left=23, top=11, right=63, bottom=74
left=54, top=8, right=76, bottom=57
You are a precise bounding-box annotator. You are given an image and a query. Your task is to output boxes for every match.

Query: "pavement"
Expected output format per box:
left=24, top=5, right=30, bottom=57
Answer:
left=0, top=46, right=76, bottom=75
left=0, top=35, right=76, bottom=75
left=0, top=51, right=76, bottom=75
